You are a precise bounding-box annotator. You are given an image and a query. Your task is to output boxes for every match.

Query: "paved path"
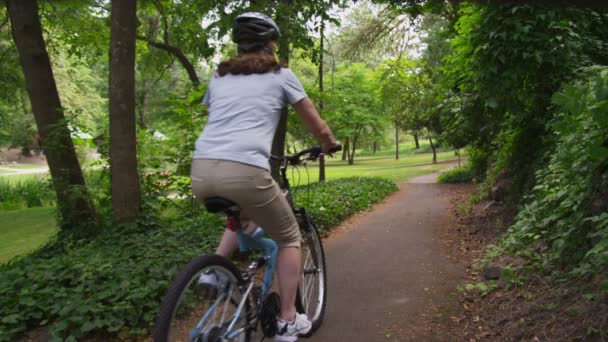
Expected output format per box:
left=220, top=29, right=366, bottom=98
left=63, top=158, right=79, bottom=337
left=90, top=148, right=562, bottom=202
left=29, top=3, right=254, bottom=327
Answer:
left=309, top=174, right=463, bottom=341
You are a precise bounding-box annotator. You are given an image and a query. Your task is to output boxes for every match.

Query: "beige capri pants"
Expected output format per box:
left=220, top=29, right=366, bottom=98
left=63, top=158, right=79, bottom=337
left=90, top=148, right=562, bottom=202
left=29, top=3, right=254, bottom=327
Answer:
left=191, top=159, right=301, bottom=247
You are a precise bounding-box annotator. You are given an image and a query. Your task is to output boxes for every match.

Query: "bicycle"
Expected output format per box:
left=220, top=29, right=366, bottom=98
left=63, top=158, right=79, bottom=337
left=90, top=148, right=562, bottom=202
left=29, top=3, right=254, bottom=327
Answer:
left=153, top=145, right=341, bottom=341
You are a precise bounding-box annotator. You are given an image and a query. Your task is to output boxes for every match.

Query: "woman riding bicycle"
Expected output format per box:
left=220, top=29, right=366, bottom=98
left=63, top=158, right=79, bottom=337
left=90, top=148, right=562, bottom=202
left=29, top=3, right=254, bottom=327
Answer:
left=191, top=12, right=338, bottom=342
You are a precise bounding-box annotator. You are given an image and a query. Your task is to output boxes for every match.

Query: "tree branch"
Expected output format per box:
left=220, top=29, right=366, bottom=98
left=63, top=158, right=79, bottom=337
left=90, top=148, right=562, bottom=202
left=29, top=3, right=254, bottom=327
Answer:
left=136, top=35, right=200, bottom=86
left=152, top=0, right=169, bottom=43
left=92, top=3, right=110, bottom=13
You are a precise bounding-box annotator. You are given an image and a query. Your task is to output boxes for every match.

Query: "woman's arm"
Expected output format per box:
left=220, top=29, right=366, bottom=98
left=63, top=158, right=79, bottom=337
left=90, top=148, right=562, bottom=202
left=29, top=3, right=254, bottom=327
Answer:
left=292, top=98, right=338, bottom=153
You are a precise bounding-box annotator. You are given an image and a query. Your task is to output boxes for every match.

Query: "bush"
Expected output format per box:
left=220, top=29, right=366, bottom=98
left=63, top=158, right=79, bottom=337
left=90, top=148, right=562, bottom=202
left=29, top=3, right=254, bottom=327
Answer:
left=0, top=176, right=55, bottom=210
left=0, top=176, right=397, bottom=341
left=438, top=166, right=473, bottom=183
left=500, top=67, right=608, bottom=274
left=466, top=147, right=489, bottom=182
left=293, top=177, right=398, bottom=233
left=0, top=169, right=110, bottom=211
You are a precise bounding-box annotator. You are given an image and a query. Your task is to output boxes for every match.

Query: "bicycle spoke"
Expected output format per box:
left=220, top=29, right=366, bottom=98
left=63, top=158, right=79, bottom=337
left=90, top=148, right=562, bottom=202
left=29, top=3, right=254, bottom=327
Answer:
left=160, top=262, right=251, bottom=342
left=219, top=284, right=234, bottom=326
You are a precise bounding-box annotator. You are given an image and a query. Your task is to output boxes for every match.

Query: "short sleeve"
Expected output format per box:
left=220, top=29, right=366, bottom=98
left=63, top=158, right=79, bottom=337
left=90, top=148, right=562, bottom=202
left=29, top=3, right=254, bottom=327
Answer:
left=282, top=69, right=307, bottom=104
left=202, top=75, right=214, bottom=106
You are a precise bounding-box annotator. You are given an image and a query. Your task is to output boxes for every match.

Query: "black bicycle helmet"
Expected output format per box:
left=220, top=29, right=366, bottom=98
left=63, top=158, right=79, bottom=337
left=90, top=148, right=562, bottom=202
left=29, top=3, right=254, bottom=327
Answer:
left=232, top=12, right=280, bottom=52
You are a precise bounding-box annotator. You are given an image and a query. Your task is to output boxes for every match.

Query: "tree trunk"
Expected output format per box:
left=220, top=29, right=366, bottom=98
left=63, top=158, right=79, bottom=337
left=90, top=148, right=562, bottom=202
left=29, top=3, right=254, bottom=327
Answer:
left=342, top=137, right=349, bottom=161
left=348, top=131, right=360, bottom=165
left=270, top=0, right=291, bottom=181
left=138, top=91, right=147, bottom=129
left=429, top=136, right=437, bottom=164
left=372, top=141, right=377, bottom=154
left=7, top=0, right=96, bottom=231
left=414, top=131, right=420, bottom=149
left=318, top=21, right=325, bottom=182
left=109, top=0, right=139, bottom=223
left=271, top=109, right=287, bottom=181
left=395, top=125, right=399, bottom=160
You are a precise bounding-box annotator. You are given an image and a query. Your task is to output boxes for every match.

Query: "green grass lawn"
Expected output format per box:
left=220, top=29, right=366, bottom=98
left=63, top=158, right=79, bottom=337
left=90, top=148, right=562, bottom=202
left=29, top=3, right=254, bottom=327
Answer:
left=287, top=150, right=459, bottom=185
left=0, top=169, right=15, bottom=175
left=0, top=207, right=57, bottom=264
left=2, top=163, right=46, bottom=169
left=0, top=173, right=49, bottom=184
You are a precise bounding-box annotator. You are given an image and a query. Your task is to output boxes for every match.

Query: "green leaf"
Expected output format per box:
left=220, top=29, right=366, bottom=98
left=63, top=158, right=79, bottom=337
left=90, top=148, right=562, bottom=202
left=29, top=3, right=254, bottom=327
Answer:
left=589, top=146, right=608, bottom=161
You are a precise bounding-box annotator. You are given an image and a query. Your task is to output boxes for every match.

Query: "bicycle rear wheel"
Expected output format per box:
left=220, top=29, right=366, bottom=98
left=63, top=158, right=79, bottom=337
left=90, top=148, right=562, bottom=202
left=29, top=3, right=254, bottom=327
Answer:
left=153, top=255, right=251, bottom=342
left=296, top=219, right=327, bottom=337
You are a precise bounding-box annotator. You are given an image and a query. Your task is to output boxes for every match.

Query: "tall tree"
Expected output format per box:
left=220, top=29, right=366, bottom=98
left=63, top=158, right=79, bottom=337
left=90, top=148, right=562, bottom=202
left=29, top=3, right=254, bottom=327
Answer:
left=377, top=57, right=417, bottom=160
left=6, top=0, right=96, bottom=231
left=109, top=0, right=139, bottom=223
left=325, top=63, right=385, bottom=165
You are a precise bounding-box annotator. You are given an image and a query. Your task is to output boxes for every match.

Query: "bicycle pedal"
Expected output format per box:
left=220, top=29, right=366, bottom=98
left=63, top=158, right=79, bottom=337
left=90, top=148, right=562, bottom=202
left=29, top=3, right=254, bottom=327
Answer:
left=260, top=292, right=280, bottom=337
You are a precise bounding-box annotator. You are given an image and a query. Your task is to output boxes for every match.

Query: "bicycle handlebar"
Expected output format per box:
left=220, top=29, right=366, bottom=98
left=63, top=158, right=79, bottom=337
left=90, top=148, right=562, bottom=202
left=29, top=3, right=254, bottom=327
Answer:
left=271, top=144, right=342, bottom=166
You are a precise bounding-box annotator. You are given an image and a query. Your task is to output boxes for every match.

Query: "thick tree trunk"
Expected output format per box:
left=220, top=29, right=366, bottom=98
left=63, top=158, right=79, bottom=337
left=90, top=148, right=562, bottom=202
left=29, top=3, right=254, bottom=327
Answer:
left=7, top=0, right=96, bottom=230
left=372, top=141, right=377, bottom=154
left=109, top=0, right=139, bottom=223
left=270, top=0, right=290, bottom=181
left=395, top=125, right=399, bottom=160
left=429, top=136, right=437, bottom=164
left=414, top=131, right=420, bottom=149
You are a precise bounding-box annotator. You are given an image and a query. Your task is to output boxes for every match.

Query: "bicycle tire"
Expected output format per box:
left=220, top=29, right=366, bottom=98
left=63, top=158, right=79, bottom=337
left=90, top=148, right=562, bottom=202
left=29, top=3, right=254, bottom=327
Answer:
left=296, top=219, right=327, bottom=337
left=153, top=255, right=251, bottom=342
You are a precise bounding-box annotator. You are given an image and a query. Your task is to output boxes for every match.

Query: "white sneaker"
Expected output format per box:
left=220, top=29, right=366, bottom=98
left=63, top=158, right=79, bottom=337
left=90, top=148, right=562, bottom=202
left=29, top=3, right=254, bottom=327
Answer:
left=197, top=270, right=228, bottom=291
left=274, top=313, right=312, bottom=342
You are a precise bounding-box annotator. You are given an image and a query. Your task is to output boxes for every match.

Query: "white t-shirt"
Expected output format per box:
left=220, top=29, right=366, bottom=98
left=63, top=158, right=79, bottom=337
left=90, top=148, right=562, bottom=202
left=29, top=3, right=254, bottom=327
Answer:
left=193, top=68, right=307, bottom=170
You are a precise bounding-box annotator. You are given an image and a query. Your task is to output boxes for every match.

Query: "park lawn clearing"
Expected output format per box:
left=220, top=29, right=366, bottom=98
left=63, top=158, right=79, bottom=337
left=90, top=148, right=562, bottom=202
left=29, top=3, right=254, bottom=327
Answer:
left=0, top=207, right=57, bottom=264
left=288, top=151, right=459, bottom=185
left=0, top=169, right=15, bottom=175
left=2, top=163, right=46, bottom=170
left=1, top=173, right=48, bottom=184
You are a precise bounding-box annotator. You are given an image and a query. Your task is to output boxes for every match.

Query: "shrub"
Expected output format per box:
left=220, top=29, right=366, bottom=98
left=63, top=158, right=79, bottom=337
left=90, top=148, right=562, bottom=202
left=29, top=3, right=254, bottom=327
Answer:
left=0, top=169, right=110, bottom=211
left=466, top=147, right=489, bottom=182
left=0, top=176, right=55, bottom=210
left=438, top=166, right=473, bottom=183
left=500, top=67, right=608, bottom=274
left=293, top=177, right=398, bottom=233
left=0, top=176, right=397, bottom=341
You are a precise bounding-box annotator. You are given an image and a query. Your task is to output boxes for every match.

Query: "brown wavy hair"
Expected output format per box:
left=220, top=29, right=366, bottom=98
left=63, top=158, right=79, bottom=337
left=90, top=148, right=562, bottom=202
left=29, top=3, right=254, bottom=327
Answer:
left=217, top=42, right=282, bottom=76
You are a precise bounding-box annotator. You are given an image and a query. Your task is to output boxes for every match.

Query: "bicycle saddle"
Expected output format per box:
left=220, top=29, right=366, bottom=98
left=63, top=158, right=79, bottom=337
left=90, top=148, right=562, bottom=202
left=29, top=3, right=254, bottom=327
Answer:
left=203, top=197, right=241, bottom=216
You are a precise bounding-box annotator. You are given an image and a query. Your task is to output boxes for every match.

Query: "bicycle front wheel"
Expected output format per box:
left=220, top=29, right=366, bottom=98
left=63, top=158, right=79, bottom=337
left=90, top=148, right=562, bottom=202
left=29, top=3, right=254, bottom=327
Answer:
left=153, top=255, right=251, bottom=342
left=296, top=219, right=327, bottom=336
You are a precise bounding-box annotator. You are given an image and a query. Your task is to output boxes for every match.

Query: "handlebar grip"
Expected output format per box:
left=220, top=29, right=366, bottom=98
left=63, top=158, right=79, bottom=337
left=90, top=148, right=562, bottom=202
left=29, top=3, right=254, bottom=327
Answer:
left=328, top=144, right=342, bottom=153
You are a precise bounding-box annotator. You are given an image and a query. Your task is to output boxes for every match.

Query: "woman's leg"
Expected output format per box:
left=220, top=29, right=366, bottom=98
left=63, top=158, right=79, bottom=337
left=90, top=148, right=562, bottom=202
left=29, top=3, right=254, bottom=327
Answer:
left=210, top=161, right=304, bottom=322
left=215, top=229, right=239, bottom=257
left=276, top=246, right=301, bottom=321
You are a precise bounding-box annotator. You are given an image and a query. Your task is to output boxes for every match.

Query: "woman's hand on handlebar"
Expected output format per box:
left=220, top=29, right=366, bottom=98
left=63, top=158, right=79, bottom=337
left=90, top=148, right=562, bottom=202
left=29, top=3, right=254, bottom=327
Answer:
left=322, top=142, right=342, bottom=156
